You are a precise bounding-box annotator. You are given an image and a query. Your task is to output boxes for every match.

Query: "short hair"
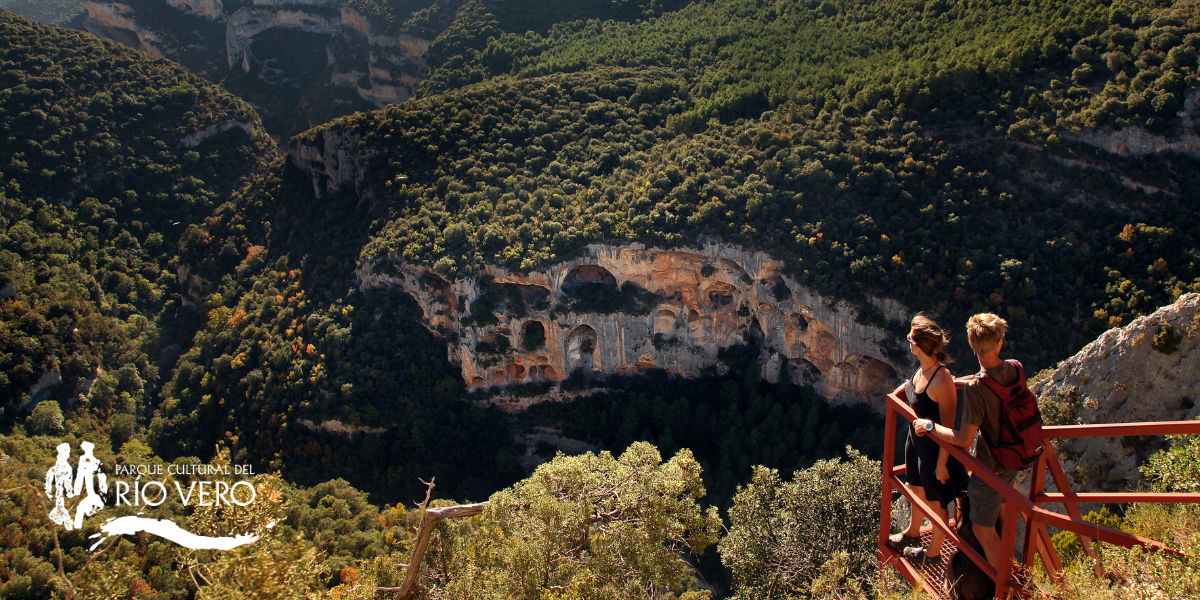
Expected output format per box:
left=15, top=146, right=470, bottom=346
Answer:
left=967, top=313, right=1008, bottom=356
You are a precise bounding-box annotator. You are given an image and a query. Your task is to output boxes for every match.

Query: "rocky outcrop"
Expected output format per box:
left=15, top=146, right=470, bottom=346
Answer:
left=177, top=263, right=212, bottom=310
left=82, top=2, right=166, bottom=58
left=360, top=244, right=915, bottom=413
left=297, top=418, right=387, bottom=436
left=289, top=126, right=376, bottom=197
left=166, top=0, right=221, bottom=19
left=1066, top=88, right=1200, bottom=159
left=1031, top=293, right=1200, bottom=491
left=23, top=370, right=62, bottom=411
left=225, top=7, right=342, bottom=67
left=179, top=119, right=255, bottom=148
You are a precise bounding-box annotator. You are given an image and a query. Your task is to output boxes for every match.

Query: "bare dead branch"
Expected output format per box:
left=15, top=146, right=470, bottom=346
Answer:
left=392, top=479, right=487, bottom=599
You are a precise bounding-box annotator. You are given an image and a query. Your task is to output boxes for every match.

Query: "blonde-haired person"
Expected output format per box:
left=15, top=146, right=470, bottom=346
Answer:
left=914, top=313, right=1021, bottom=575
left=888, top=315, right=968, bottom=564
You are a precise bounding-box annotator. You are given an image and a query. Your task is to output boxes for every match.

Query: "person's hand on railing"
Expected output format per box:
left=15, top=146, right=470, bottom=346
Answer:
left=912, top=418, right=931, bottom=435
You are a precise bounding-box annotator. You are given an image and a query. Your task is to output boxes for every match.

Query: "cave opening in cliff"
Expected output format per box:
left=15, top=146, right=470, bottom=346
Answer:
left=562, top=266, right=657, bottom=315
left=566, top=324, right=598, bottom=373
left=247, top=29, right=331, bottom=87
left=653, top=308, right=678, bottom=336
left=745, top=317, right=765, bottom=346
left=787, top=357, right=822, bottom=386
left=830, top=355, right=899, bottom=409
left=703, top=282, right=736, bottom=308
left=476, top=333, right=511, bottom=355
left=562, top=265, right=618, bottom=292
left=795, top=313, right=809, bottom=332
left=520, top=321, right=546, bottom=351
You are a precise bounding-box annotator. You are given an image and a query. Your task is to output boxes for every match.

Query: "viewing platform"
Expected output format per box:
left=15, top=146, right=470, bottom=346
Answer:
left=879, top=390, right=1200, bottom=599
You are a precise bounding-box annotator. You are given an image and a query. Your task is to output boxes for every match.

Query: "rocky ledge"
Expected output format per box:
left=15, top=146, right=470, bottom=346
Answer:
left=1032, top=292, right=1200, bottom=491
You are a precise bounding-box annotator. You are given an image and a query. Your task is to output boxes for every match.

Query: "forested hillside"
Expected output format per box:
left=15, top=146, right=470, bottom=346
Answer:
left=3, top=0, right=1200, bottom=597
left=147, top=156, right=524, bottom=501
left=313, top=0, right=1200, bottom=375
left=145, top=0, right=1200, bottom=504
left=0, top=11, right=268, bottom=437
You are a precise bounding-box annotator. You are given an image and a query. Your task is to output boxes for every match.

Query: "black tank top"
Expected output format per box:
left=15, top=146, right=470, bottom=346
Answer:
left=907, top=365, right=947, bottom=423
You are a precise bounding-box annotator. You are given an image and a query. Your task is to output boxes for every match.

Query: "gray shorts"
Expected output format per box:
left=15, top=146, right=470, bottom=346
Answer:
left=968, top=467, right=1019, bottom=528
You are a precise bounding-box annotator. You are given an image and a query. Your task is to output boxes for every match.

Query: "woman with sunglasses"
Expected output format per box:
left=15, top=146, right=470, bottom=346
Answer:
left=887, top=315, right=968, bottom=564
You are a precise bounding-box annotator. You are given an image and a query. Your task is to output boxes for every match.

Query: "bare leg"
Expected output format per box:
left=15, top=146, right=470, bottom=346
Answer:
left=926, top=500, right=948, bottom=556
left=973, top=521, right=1004, bottom=573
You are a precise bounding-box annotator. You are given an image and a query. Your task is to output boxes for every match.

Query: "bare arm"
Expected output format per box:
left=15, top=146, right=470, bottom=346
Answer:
left=932, top=371, right=957, bottom=473
left=933, top=422, right=977, bottom=449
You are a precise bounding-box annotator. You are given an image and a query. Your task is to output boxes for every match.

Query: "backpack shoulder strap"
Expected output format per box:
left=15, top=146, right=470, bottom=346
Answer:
left=977, top=369, right=1009, bottom=398
left=979, top=360, right=1026, bottom=397
left=1008, top=359, right=1026, bottom=386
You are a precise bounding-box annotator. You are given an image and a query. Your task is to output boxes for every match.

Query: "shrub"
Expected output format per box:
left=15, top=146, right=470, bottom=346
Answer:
left=721, top=448, right=880, bottom=599
left=27, top=401, right=64, bottom=436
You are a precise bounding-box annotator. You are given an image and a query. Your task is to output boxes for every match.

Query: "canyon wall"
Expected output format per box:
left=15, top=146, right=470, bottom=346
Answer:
left=81, top=0, right=434, bottom=137
left=82, top=2, right=166, bottom=58
left=222, top=5, right=430, bottom=108
left=359, top=244, right=915, bottom=412
left=165, top=0, right=220, bottom=19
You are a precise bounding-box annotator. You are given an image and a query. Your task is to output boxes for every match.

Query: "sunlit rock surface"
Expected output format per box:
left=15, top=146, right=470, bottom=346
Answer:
left=360, top=244, right=915, bottom=412
left=1032, top=292, right=1200, bottom=491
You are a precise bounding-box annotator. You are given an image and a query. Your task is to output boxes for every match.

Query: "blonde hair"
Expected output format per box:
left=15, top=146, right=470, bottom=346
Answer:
left=911, top=314, right=952, bottom=364
left=967, top=313, right=1008, bottom=356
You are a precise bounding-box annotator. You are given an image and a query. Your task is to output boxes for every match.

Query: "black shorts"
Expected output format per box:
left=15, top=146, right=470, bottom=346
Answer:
left=904, top=428, right=969, bottom=507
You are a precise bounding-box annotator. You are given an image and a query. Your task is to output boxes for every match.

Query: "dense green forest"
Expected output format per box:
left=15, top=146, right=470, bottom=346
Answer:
left=0, top=11, right=523, bottom=507
left=0, top=11, right=268, bottom=436
left=2, top=0, right=84, bottom=27
left=3, top=0, right=1200, bottom=597
left=519, top=349, right=885, bottom=512
left=315, top=0, right=1200, bottom=373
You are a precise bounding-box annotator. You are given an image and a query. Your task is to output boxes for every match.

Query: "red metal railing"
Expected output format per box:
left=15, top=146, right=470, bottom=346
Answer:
left=879, top=390, right=1200, bottom=598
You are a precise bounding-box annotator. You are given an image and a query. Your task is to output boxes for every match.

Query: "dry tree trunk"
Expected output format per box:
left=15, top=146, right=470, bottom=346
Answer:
left=381, top=478, right=486, bottom=599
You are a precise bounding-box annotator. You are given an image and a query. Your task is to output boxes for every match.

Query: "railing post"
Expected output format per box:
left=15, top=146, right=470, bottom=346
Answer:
left=1021, top=452, right=1047, bottom=570
left=879, top=396, right=898, bottom=556
left=998, top=500, right=1020, bottom=599
left=1045, top=449, right=1104, bottom=579
left=879, top=416, right=1200, bottom=598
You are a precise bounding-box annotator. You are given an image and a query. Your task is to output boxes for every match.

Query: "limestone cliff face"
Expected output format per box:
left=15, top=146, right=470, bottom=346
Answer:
left=226, top=5, right=431, bottom=108
left=82, top=2, right=166, bottom=58
left=359, top=244, right=915, bottom=412
left=1066, top=88, right=1200, bottom=159
left=166, top=0, right=220, bottom=19
left=1031, top=293, right=1200, bottom=491
left=289, top=126, right=376, bottom=198
left=81, top=0, right=433, bottom=138
left=179, top=119, right=255, bottom=148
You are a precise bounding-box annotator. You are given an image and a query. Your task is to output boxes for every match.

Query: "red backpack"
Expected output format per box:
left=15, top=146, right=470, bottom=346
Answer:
left=978, top=359, right=1044, bottom=470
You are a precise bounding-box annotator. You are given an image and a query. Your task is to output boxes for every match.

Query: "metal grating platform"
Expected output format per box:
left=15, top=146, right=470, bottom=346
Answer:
left=912, top=525, right=959, bottom=600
